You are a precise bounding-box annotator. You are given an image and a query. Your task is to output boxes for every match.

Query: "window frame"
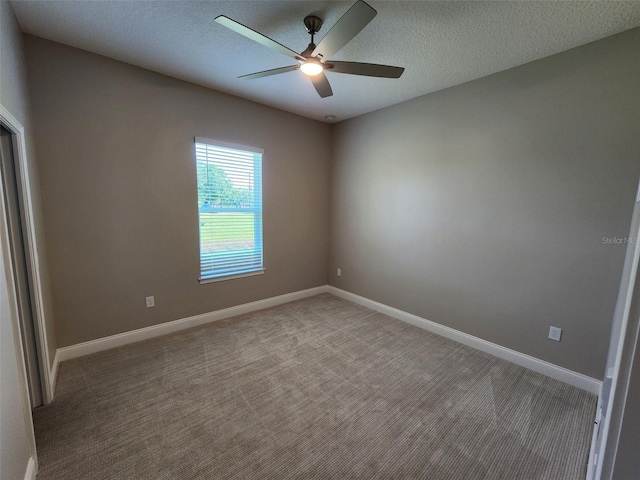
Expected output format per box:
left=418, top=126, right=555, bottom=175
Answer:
left=194, top=137, right=264, bottom=284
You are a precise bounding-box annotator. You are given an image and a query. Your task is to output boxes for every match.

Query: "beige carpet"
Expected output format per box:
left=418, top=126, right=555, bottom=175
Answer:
left=34, top=294, right=596, bottom=479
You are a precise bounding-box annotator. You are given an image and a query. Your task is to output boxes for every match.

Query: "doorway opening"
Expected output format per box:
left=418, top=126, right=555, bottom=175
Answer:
left=0, top=120, right=49, bottom=408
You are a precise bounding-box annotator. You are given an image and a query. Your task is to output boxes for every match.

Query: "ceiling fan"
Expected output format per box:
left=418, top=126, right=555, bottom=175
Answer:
left=215, top=0, right=405, bottom=98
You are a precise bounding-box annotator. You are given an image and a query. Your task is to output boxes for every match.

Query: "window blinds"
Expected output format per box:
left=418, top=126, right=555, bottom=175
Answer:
left=195, top=138, right=263, bottom=281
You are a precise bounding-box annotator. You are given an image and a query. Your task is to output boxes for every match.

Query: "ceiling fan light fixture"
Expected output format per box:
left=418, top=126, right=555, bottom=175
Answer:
left=216, top=1, right=404, bottom=98
left=300, top=60, right=323, bottom=76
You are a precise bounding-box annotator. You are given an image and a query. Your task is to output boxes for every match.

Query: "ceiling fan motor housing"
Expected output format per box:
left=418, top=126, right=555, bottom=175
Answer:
left=304, top=15, right=323, bottom=35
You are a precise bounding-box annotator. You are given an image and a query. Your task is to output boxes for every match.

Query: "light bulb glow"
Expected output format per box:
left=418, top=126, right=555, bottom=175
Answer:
left=300, top=61, right=323, bottom=76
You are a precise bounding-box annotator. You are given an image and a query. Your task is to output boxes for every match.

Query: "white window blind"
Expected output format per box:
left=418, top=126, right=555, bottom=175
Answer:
left=195, top=138, right=263, bottom=281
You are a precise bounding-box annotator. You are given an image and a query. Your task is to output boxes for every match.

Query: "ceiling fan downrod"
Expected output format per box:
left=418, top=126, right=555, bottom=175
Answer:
left=302, top=15, right=323, bottom=56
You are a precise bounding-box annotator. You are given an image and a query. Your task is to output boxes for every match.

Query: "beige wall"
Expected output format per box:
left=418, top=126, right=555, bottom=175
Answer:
left=0, top=1, right=40, bottom=476
left=24, top=36, right=331, bottom=347
left=0, top=3, right=56, bottom=367
left=330, top=27, right=640, bottom=379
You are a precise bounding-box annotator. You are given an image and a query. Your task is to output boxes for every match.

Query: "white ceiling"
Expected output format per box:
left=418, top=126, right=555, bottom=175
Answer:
left=11, top=1, right=640, bottom=123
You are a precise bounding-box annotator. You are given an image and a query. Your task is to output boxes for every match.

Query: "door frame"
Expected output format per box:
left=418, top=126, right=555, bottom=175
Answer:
left=589, top=180, right=640, bottom=479
left=0, top=103, right=54, bottom=404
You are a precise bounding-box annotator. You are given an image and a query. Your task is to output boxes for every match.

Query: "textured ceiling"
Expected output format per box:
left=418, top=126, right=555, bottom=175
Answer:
left=11, top=1, right=640, bottom=123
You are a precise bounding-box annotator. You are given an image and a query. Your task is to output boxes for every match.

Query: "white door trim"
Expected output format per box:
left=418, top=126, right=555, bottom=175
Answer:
left=591, top=180, right=640, bottom=480
left=0, top=103, right=39, bottom=475
left=0, top=103, right=53, bottom=403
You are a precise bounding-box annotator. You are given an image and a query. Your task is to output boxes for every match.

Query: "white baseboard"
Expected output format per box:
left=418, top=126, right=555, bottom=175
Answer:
left=55, top=285, right=328, bottom=364
left=24, top=457, right=36, bottom=480
left=327, top=286, right=602, bottom=395
left=52, top=284, right=601, bottom=396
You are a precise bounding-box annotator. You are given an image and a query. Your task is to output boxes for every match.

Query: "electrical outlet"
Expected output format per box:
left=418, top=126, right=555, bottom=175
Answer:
left=548, top=326, right=562, bottom=342
left=337, top=268, right=342, bottom=277
left=145, top=296, right=155, bottom=308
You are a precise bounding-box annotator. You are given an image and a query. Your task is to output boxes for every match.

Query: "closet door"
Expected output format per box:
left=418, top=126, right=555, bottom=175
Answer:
left=0, top=125, right=42, bottom=408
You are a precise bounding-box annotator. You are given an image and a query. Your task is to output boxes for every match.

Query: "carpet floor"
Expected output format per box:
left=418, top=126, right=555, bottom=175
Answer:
left=34, top=294, right=596, bottom=479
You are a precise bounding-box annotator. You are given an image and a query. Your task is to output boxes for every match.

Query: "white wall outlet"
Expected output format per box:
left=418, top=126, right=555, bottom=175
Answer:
left=337, top=268, right=342, bottom=277
left=548, top=326, right=562, bottom=341
left=145, top=296, right=155, bottom=308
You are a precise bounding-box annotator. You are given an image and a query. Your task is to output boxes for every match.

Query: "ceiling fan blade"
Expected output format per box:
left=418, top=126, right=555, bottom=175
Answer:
left=328, top=61, right=404, bottom=78
left=310, top=73, right=333, bottom=98
left=215, top=16, right=306, bottom=62
left=239, top=65, right=300, bottom=80
left=311, top=0, right=376, bottom=59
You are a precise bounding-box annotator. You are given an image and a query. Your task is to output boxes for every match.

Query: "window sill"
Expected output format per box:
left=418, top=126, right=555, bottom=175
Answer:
left=199, top=269, right=265, bottom=284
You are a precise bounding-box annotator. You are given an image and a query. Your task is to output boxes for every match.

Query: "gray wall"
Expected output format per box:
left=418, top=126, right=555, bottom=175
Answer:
left=24, top=36, right=331, bottom=348
left=0, top=1, right=39, bottom=476
left=329, top=27, right=640, bottom=379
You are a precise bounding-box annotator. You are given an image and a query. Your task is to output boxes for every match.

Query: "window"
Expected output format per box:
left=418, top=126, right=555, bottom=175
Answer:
left=195, top=138, right=263, bottom=282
